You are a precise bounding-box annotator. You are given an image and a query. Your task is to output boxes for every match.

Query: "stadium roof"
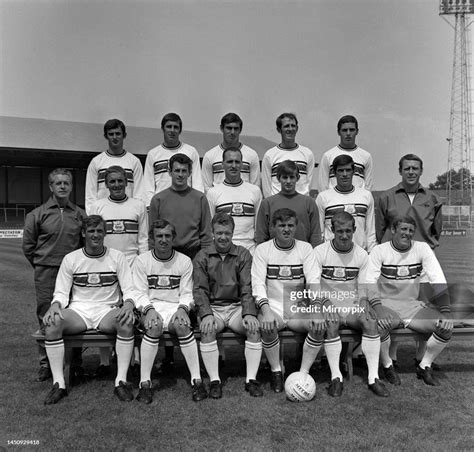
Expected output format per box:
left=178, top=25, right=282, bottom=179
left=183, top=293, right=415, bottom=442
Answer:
left=0, top=116, right=276, bottom=168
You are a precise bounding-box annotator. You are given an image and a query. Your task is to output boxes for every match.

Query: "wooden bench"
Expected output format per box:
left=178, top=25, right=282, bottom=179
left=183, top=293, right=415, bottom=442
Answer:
left=33, top=325, right=474, bottom=387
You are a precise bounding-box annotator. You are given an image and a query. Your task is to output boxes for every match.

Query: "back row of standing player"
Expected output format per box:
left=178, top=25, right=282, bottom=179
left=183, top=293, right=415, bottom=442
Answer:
left=85, top=112, right=440, bottom=257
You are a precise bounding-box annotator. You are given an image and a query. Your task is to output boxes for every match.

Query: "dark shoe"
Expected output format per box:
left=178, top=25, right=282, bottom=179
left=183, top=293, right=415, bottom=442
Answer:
left=94, top=365, right=111, bottom=379
left=44, top=382, right=68, bottom=405
left=136, top=381, right=153, bottom=404
left=415, top=359, right=441, bottom=371
left=328, top=377, right=343, bottom=397
left=383, top=365, right=401, bottom=386
left=36, top=366, right=52, bottom=382
left=209, top=380, right=223, bottom=399
left=368, top=378, right=389, bottom=397
left=271, top=371, right=284, bottom=393
left=114, top=381, right=134, bottom=402
left=245, top=379, right=263, bottom=397
left=192, top=379, right=207, bottom=402
left=416, top=366, right=440, bottom=386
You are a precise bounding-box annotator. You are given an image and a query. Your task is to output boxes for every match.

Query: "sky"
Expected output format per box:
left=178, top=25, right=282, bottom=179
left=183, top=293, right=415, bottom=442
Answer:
left=0, top=0, right=469, bottom=189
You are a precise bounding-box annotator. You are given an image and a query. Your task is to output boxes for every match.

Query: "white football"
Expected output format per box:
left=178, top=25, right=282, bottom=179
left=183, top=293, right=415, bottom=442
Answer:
left=284, top=371, right=316, bottom=402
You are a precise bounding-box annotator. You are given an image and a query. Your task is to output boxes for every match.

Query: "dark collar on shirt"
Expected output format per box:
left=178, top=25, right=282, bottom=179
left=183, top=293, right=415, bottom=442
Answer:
left=394, top=182, right=427, bottom=194
left=45, top=196, right=75, bottom=211
left=207, top=243, right=239, bottom=256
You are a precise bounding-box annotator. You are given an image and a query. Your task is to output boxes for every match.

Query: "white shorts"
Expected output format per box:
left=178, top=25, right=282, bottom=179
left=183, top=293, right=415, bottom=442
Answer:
left=211, top=303, right=242, bottom=328
left=69, top=302, right=116, bottom=330
left=381, top=298, right=426, bottom=328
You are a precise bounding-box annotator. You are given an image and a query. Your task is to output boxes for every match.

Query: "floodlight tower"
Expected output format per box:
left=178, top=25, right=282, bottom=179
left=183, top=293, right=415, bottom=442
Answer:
left=440, top=0, right=473, bottom=207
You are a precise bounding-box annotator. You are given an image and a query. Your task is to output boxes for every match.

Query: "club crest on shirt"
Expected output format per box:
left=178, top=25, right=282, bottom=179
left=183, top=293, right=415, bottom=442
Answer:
left=334, top=267, right=346, bottom=278
left=344, top=204, right=356, bottom=215
left=113, top=220, right=125, bottom=233
left=88, top=273, right=101, bottom=285
left=158, top=276, right=170, bottom=287
left=279, top=266, right=292, bottom=278
left=397, top=266, right=410, bottom=277
left=231, top=203, right=244, bottom=215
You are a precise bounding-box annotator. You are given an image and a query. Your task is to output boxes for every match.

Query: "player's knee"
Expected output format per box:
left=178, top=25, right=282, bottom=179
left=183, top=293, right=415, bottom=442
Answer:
left=435, top=324, right=452, bottom=341
left=308, top=330, right=325, bottom=341
left=361, top=317, right=378, bottom=336
left=175, top=323, right=192, bottom=337
left=200, top=330, right=217, bottom=343
left=145, top=325, right=162, bottom=339
left=117, top=321, right=134, bottom=337
left=260, top=330, right=278, bottom=343
left=44, top=321, right=63, bottom=339
left=325, top=321, right=340, bottom=339
left=246, top=330, right=261, bottom=342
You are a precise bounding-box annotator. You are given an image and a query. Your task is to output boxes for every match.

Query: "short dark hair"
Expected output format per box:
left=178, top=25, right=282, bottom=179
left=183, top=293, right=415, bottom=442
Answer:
left=161, top=112, right=182, bottom=132
left=48, top=168, right=73, bottom=185
left=212, top=212, right=235, bottom=232
left=332, top=154, right=355, bottom=172
left=276, top=160, right=300, bottom=180
left=276, top=113, right=298, bottom=131
left=150, top=219, right=177, bottom=240
left=169, top=153, right=193, bottom=172
left=222, top=147, right=243, bottom=162
left=82, top=215, right=105, bottom=233
left=331, top=211, right=355, bottom=231
left=220, top=113, right=243, bottom=130
left=103, top=119, right=127, bottom=138
left=391, top=215, right=417, bottom=230
left=105, top=165, right=127, bottom=184
left=271, top=208, right=298, bottom=226
left=398, top=154, right=423, bottom=171
left=337, top=115, right=358, bottom=131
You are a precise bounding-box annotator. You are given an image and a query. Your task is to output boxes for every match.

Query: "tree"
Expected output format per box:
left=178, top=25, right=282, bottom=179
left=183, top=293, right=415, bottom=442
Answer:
left=428, top=168, right=472, bottom=190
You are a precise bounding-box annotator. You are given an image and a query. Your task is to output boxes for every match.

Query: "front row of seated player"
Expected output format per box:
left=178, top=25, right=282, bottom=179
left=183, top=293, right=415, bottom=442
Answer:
left=42, top=209, right=453, bottom=405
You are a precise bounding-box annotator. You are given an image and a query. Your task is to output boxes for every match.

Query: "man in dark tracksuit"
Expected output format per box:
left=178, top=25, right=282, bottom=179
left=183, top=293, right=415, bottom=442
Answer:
left=23, top=168, right=86, bottom=381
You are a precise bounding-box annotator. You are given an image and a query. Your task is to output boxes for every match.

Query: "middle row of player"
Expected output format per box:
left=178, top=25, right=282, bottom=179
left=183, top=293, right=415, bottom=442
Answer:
left=90, top=151, right=379, bottom=261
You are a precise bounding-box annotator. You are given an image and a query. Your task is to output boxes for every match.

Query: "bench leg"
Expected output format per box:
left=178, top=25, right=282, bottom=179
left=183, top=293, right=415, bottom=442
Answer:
left=280, top=343, right=286, bottom=378
left=342, top=343, right=354, bottom=382
left=64, top=347, right=73, bottom=389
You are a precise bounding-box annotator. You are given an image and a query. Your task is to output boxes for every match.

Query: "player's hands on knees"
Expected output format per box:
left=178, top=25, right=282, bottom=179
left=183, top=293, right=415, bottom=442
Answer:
left=437, top=316, right=454, bottom=334
left=373, top=306, right=393, bottom=331
left=322, top=302, right=338, bottom=326
left=243, top=315, right=259, bottom=335
left=116, top=299, right=135, bottom=326
left=309, top=311, right=327, bottom=333
left=200, top=315, right=217, bottom=335
left=43, top=302, right=64, bottom=327
left=172, top=307, right=191, bottom=328
left=259, top=309, right=278, bottom=334
left=144, top=309, right=163, bottom=334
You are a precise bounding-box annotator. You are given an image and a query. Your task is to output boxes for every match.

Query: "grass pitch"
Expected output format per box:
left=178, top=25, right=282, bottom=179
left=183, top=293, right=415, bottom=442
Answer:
left=1, top=238, right=473, bottom=451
